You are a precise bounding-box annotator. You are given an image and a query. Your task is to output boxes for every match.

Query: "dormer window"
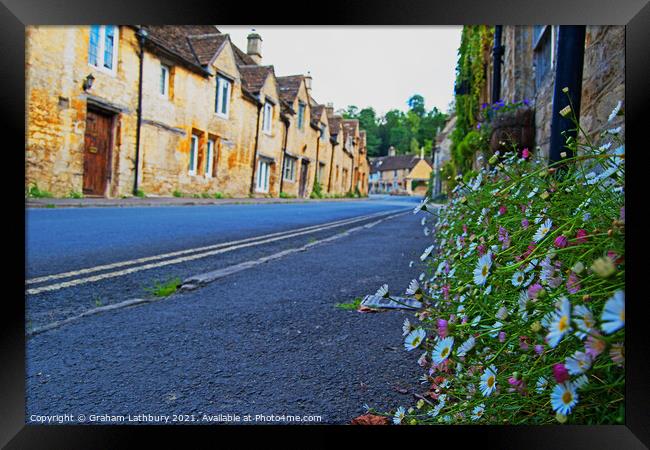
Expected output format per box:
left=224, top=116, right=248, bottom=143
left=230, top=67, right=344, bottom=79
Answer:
left=88, top=25, right=119, bottom=73
left=320, top=124, right=327, bottom=141
left=216, top=75, right=232, bottom=118
left=160, top=64, right=170, bottom=98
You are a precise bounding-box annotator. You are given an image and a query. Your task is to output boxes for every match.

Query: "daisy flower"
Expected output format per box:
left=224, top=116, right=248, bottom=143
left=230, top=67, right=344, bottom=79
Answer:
left=488, top=321, right=503, bottom=338
left=573, top=374, right=589, bottom=389
left=565, top=351, right=592, bottom=375
left=480, top=365, right=498, bottom=397
left=511, top=271, right=525, bottom=287
left=572, top=305, right=595, bottom=339
left=402, top=318, right=412, bottom=336
left=496, top=306, right=509, bottom=321
left=431, top=336, right=454, bottom=365
left=413, top=197, right=430, bottom=214
left=518, top=290, right=531, bottom=321
left=456, top=335, right=476, bottom=357
left=585, top=331, right=606, bottom=359
left=533, top=218, right=553, bottom=242
left=420, top=244, right=435, bottom=261
left=393, top=406, right=406, bottom=424
left=608, top=100, right=622, bottom=122
left=375, top=284, right=389, bottom=298
left=404, top=328, right=426, bottom=351
left=420, top=217, right=427, bottom=226
left=610, top=342, right=625, bottom=366
left=550, top=382, right=578, bottom=415
left=546, top=297, right=572, bottom=348
left=536, top=376, right=548, bottom=393
left=405, top=279, right=421, bottom=298
left=473, top=252, right=493, bottom=286
left=601, top=290, right=625, bottom=334
left=471, top=315, right=482, bottom=327
left=470, top=404, right=485, bottom=421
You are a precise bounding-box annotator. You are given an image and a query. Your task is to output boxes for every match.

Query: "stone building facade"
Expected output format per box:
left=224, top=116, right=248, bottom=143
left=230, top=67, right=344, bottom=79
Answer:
left=25, top=25, right=369, bottom=199
left=482, top=25, right=624, bottom=158
left=369, top=147, right=432, bottom=196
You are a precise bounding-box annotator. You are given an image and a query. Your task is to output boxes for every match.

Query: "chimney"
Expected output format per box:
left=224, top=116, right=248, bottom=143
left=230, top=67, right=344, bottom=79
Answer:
left=388, top=146, right=396, bottom=157
left=325, top=102, right=334, bottom=117
left=247, top=29, right=262, bottom=64
left=304, top=71, right=313, bottom=93
left=420, top=147, right=424, bottom=160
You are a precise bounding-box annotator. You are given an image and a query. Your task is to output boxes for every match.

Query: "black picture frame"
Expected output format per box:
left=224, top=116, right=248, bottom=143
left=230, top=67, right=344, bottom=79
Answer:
left=2, top=0, right=648, bottom=447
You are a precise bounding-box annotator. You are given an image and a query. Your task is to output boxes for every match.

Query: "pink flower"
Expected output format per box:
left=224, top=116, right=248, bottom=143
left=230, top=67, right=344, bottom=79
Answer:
left=463, top=224, right=468, bottom=234
left=575, top=229, right=588, bottom=244
left=521, top=218, right=529, bottom=229
left=553, top=235, right=569, bottom=248
left=552, top=363, right=570, bottom=383
left=519, top=336, right=530, bottom=351
left=507, top=376, right=527, bottom=395
left=437, top=319, right=449, bottom=338
left=441, top=285, right=450, bottom=301
left=534, top=344, right=544, bottom=355
left=522, top=148, right=530, bottom=159
left=498, top=205, right=507, bottom=216
left=585, top=332, right=606, bottom=359
left=498, top=331, right=506, bottom=343
left=477, top=245, right=486, bottom=256
left=528, top=283, right=543, bottom=299
left=620, top=207, right=625, bottom=223
left=566, top=272, right=581, bottom=294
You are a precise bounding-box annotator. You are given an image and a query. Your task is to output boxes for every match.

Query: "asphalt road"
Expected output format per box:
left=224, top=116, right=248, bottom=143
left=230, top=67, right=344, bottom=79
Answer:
left=25, top=195, right=433, bottom=424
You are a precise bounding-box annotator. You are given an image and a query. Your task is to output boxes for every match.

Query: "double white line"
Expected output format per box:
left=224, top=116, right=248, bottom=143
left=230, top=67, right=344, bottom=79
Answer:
left=26, top=209, right=408, bottom=295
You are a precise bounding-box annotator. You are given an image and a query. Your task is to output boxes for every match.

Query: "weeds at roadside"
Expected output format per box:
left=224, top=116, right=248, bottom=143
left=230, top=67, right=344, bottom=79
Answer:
left=145, top=277, right=182, bottom=298
left=335, top=297, right=363, bottom=311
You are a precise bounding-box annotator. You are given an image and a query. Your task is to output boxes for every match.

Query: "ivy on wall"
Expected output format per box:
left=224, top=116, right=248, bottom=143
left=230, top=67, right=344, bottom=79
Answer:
left=444, top=25, right=494, bottom=188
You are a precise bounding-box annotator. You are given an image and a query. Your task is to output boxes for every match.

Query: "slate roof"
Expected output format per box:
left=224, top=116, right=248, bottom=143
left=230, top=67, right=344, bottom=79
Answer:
left=232, top=44, right=258, bottom=66
left=187, top=33, right=229, bottom=65
left=370, top=155, right=433, bottom=173
left=238, top=65, right=275, bottom=94
left=141, top=25, right=222, bottom=72
left=277, top=75, right=303, bottom=104
left=342, top=119, right=359, bottom=138
left=328, top=115, right=342, bottom=136
left=310, top=104, right=325, bottom=123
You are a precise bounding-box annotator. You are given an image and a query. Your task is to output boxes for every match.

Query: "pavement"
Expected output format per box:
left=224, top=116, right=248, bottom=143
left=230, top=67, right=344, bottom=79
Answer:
left=25, top=195, right=435, bottom=424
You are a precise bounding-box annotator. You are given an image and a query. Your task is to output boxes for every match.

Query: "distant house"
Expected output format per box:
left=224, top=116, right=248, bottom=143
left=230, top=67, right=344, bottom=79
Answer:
left=369, top=146, right=432, bottom=196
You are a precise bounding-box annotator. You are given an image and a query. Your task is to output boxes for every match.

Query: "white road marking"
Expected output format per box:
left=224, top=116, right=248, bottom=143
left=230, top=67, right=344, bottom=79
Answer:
left=27, top=210, right=408, bottom=337
left=26, top=209, right=409, bottom=295
left=26, top=211, right=389, bottom=285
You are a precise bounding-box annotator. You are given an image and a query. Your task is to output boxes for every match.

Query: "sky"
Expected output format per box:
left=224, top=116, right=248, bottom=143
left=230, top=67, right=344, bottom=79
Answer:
left=217, top=26, right=462, bottom=116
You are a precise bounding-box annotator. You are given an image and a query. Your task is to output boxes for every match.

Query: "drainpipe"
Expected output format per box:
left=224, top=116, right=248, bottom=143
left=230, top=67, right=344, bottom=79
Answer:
left=249, top=100, right=263, bottom=195
left=314, top=134, right=320, bottom=186
left=549, top=26, right=586, bottom=165
left=279, top=119, right=290, bottom=195
left=349, top=145, right=355, bottom=192
left=133, top=27, right=147, bottom=196
left=327, top=140, right=337, bottom=193
left=491, top=25, right=503, bottom=104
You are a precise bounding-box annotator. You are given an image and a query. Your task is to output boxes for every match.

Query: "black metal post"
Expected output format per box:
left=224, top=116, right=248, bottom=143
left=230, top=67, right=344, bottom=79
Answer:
left=549, top=26, right=586, bottom=164
left=133, top=27, right=147, bottom=196
left=491, top=25, right=503, bottom=104
left=249, top=102, right=262, bottom=195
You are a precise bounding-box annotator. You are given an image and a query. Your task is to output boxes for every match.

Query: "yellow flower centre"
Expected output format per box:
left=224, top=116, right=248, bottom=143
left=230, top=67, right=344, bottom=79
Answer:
left=482, top=265, right=489, bottom=277
left=441, top=347, right=449, bottom=358
left=412, top=337, right=421, bottom=347
left=584, top=315, right=594, bottom=328
left=558, top=315, right=569, bottom=332
left=487, top=376, right=495, bottom=388
left=562, top=391, right=573, bottom=404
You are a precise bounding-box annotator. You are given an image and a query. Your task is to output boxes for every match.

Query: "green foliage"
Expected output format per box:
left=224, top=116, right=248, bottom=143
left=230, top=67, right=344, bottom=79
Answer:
left=172, top=190, right=183, bottom=198
left=213, top=192, right=223, bottom=199
left=135, top=189, right=146, bottom=198
left=310, top=181, right=324, bottom=199
left=67, top=191, right=83, bottom=199
left=27, top=184, right=53, bottom=198
left=388, top=105, right=625, bottom=425
left=280, top=191, right=296, bottom=199
left=343, top=95, right=447, bottom=157
left=335, top=297, right=363, bottom=311
left=145, top=277, right=181, bottom=298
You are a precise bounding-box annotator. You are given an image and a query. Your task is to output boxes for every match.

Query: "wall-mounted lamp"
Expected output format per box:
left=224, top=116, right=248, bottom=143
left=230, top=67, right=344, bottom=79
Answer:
left=82, top=73, right=95, bottom=91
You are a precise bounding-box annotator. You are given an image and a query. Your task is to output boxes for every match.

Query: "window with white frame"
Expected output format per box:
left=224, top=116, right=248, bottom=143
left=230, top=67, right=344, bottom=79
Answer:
left=88, top=25, right=119, bottom=73
left=533, top=25, right=557, bottom=89
left=320, top=124, right=327, bottom=141
left=283, top=156, right=296, bottom=181
left=215, top=76, right=232, bottom=117
left=160, top=64, right=170, bottom=97
left=297, top=102, right=306, bottom=129
left=262, top=102, right=273, bottom=133
left=256, top=160, right=271, bottom=193
left=189, top=135, right=199, bottom=175
left=205, top=139, right=215, bottom=178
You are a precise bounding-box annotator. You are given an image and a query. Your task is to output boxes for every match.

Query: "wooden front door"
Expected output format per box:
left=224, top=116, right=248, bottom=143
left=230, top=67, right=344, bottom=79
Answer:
left=298, top=160, right=309, bottom=197
left=83, top=108, right=113, bottom=196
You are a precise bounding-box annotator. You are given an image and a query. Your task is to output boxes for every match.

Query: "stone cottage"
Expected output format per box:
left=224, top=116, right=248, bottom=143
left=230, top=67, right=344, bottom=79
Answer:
left=369, top=146, right=433, bottom=196
left=25, top=25, right=369, bottom=199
